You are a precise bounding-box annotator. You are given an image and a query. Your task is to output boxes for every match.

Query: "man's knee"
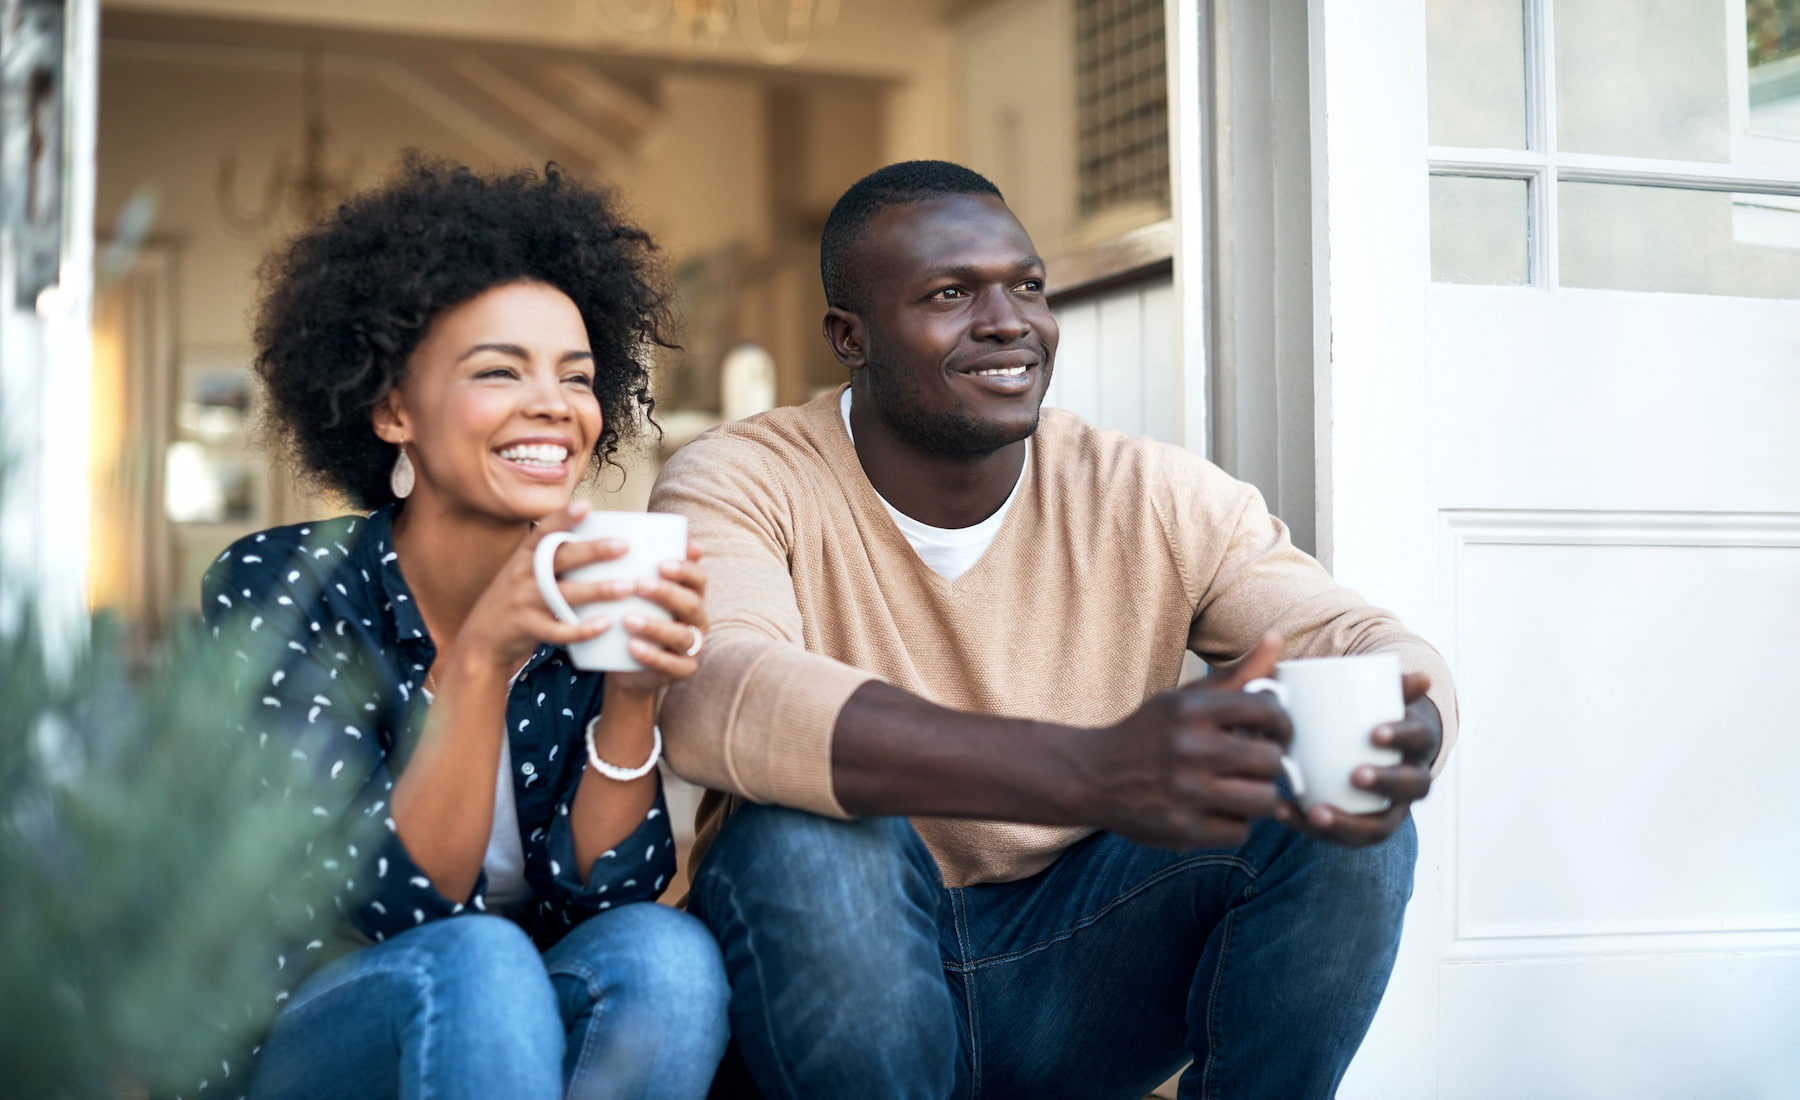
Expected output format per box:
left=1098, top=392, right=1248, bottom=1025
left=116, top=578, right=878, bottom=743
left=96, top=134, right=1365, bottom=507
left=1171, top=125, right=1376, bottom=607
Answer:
left=1267, top=815, right=1418, bottom=954
left=693, top=804, right=938, bottom=927
left=1325, top=814, right=1418, bottom=910
left=688, top=805, right=954, bottom=1076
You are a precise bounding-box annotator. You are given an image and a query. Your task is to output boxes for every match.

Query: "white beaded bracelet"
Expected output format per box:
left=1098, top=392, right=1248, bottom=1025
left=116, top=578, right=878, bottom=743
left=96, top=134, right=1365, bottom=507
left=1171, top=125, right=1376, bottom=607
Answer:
left=584, top=716, right=662, bottom=781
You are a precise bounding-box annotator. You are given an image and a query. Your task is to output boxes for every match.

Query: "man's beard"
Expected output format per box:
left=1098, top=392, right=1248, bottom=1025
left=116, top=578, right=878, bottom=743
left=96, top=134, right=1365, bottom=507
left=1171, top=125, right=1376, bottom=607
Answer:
left=861, top=351, right=1047, bottom=458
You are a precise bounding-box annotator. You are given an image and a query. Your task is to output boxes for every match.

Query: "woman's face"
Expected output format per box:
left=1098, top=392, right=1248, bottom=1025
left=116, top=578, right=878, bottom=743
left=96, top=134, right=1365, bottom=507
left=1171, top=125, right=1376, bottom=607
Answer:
left=374, top=280, right=601, bottom=524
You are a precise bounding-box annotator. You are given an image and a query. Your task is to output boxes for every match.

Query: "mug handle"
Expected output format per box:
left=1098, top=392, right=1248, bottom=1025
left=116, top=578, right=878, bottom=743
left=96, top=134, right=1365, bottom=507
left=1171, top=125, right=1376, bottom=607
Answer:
left=1243, top=677, right=1307, bottom=799
left=532, top=531, right=582, bottom=625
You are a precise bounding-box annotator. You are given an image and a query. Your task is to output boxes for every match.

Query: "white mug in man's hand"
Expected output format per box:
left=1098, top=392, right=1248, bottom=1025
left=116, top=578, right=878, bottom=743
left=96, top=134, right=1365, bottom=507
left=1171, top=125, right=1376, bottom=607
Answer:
left=1245, top=653, right=1405, bottom=815
left=533, top=511, right=688, bottom=672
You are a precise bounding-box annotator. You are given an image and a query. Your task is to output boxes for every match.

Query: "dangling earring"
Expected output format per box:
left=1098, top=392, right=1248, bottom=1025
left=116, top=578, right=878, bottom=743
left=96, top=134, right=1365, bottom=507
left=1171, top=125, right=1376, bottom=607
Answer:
left=390, top=446, right=415, bottom=500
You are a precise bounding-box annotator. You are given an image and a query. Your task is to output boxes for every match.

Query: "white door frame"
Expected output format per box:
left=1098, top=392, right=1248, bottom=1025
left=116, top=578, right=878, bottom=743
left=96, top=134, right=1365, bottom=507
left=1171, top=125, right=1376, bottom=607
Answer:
left=1304, top=8, right=1441, bottom=1088
left=1165, top=0, right=1211, bottom=457
left=1305, top=0, right=1439, bottom=590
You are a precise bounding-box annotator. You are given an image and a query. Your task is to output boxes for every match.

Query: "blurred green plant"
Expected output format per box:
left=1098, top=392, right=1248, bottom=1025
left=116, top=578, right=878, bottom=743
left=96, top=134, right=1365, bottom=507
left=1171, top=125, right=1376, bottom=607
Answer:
left=0, top=608, right=343, bottom=1098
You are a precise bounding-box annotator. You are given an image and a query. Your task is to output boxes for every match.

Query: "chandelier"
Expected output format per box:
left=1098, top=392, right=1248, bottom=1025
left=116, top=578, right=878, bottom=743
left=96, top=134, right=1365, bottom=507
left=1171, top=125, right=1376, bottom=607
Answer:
left=215, top=49, right=358, bottom=234
left=595, top=0, right=838, bottom=66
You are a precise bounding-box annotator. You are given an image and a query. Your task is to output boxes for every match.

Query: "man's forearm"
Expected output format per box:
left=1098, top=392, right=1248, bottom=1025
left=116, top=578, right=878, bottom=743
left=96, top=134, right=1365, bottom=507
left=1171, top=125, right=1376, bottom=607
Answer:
left=829, top=680, right=1096, bottom=823
left=829, top=676, right=1296, bottom=854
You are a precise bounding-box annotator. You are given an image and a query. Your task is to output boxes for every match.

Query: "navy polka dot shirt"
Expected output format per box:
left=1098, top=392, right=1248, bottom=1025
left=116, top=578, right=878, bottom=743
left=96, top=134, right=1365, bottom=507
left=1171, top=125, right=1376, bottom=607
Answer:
left=200, top=504, right=676, bottom=1012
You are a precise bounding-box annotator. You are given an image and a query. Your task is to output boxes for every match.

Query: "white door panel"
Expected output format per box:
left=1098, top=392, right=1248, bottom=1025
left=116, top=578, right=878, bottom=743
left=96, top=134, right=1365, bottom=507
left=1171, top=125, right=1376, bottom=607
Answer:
left=1446, top=514, right=1800, bottom=939
left=1429, top=287, right=1800, bottom=512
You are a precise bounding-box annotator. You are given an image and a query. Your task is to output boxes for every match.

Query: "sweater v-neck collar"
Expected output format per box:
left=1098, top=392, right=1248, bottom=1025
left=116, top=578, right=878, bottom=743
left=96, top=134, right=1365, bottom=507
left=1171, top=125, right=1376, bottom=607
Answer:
left=809, top=385, right=1034, bottom=590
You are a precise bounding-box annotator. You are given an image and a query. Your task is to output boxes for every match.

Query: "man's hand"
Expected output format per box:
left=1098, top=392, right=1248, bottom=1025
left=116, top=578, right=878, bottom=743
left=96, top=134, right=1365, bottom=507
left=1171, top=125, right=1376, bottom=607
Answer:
left=1082, top=634, right=1292, bottom=850
left=1272, top=672, right=1441, bottom=847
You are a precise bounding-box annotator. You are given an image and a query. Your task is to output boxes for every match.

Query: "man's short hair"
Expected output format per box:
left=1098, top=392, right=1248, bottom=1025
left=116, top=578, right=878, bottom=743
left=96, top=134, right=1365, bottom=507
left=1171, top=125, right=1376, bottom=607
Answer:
left=820, top=160, right=1004, bottom=312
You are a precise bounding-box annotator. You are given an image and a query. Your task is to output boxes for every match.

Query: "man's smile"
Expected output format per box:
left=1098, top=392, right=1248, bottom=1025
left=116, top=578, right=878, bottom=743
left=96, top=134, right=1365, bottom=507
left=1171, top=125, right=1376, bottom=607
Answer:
left=952, top=350, right=1043, bottom=395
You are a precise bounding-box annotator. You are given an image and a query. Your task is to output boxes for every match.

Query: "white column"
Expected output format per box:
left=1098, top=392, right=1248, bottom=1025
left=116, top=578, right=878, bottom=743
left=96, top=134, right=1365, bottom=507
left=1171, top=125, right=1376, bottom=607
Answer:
left=1, top=0, right=98, bottom=669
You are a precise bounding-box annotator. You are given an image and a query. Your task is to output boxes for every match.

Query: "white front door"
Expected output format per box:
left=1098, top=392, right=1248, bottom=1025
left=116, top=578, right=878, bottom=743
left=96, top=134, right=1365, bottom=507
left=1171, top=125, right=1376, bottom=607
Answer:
left=1311, top=2, right=1800, bottom=1096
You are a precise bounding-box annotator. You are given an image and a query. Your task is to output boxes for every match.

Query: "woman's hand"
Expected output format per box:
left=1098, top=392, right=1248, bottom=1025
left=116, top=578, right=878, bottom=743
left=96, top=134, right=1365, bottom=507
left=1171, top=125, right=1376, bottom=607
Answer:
left=451, top=500, right=625, bottom=677
left=450, top=499, right=708, bottom=693
left=603, top=541, right=708, bottom=698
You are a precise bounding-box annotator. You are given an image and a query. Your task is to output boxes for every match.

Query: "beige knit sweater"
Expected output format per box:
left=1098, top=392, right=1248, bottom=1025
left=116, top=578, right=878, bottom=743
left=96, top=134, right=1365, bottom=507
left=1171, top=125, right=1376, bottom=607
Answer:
left=650, top=387, right=1458, bottom=887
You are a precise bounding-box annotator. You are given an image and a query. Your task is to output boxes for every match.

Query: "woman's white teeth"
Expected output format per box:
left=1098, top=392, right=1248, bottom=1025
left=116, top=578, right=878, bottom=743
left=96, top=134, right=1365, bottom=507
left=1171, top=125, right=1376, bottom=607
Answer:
left=499, top=444, right=569, bottom=466
left=971, top=365, right=1029, bottom=377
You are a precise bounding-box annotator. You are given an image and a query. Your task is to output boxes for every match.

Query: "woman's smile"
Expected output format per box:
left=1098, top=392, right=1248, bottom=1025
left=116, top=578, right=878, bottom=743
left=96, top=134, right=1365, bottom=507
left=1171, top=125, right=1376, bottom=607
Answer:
left=494, top=436, right=577, bottom=481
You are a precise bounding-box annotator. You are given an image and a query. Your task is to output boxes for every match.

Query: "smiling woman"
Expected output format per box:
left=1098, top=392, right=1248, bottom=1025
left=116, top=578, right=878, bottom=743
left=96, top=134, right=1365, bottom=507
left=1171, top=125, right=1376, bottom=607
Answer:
left=195, top=156, right=729, bottom=1100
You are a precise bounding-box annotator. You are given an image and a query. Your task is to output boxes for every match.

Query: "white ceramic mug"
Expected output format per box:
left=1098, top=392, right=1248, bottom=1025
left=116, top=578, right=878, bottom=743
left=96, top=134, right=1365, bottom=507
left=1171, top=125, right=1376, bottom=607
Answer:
left=1245, top=653, right=1405, bottom=814
left=532, top=511, right=688, bottom=672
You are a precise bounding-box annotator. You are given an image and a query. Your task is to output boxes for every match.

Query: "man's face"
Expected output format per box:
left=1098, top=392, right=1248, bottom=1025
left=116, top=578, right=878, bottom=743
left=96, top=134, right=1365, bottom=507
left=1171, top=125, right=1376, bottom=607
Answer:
left=854, top=194, right=1058, bottom=456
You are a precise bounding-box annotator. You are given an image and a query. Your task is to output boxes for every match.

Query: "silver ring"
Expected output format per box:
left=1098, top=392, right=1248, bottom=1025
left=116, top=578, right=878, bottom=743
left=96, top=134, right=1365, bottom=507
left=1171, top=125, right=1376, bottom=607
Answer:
left=684, top=626, right=704, bottom=657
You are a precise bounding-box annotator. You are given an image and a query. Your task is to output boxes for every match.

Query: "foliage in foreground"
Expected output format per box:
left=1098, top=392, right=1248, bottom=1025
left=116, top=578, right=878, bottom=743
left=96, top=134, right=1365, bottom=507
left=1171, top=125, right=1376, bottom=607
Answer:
left=0, top=611, right=341, bottom=1098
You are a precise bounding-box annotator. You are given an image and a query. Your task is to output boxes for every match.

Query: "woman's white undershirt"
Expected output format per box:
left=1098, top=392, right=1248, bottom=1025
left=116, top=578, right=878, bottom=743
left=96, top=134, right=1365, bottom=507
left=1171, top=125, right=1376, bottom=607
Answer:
left=839, top=388, right=1022, bottom=582
left=420, top=666, right=532, bottom=908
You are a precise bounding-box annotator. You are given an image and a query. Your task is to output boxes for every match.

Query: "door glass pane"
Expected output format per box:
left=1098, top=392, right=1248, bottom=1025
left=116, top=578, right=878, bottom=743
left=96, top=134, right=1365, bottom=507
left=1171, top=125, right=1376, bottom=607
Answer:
left=1558, top=0, right=1731, bottom=162
left=1428, top=0, right=1527, bottom=148
left=1560, top=181, right=1800, bottom=297
left=1749, top=0, right=1800, bottom=166
left=1431, top=175, right=1530, bottom=285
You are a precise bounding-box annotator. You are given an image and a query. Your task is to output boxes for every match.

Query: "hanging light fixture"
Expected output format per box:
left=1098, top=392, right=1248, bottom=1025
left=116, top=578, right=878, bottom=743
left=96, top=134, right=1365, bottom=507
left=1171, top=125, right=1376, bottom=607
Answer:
left=595, top=0, right=838, bottom=66
left=216, top=48, right=358, bottom=234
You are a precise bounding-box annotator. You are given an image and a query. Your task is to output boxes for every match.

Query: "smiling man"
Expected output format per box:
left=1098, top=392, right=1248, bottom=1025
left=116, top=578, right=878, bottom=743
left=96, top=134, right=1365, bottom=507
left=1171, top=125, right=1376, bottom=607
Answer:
left=649, top=161, right=1459, bottom=1100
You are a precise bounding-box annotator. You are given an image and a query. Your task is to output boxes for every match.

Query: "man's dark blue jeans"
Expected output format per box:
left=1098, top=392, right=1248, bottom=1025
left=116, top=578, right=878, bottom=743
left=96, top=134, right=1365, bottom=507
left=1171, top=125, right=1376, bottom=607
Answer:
left=688, top=804, right=1416, bottom=1100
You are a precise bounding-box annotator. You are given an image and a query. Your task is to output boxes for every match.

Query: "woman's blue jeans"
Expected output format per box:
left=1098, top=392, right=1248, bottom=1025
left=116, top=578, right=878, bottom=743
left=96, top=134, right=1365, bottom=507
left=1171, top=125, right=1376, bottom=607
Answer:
left=688, top=807, right=1417, bottom=1100
left=249, top=905, right=729, bottom=1100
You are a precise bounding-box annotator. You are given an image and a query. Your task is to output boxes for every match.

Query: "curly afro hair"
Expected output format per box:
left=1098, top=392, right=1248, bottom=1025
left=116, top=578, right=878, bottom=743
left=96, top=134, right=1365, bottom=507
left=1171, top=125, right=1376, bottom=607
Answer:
left=253, top=154, right=673, bottom=509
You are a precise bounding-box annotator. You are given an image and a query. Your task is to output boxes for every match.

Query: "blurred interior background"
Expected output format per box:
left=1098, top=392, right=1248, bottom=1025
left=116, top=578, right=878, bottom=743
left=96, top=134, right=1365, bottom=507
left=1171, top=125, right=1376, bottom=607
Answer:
left=84, top=0, right=1180, bottom=649
left=8, top=3, right=1800, bottom=1095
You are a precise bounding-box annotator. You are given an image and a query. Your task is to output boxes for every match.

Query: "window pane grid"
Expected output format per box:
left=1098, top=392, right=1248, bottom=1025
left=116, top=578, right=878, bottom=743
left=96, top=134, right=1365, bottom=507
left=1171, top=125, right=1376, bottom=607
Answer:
left=1429, top=0, right=1800, bottom=293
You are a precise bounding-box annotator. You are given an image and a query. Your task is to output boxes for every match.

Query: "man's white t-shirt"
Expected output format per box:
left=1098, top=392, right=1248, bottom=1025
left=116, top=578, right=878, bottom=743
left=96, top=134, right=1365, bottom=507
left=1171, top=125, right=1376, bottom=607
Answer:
left=840, top=388, right=1022, bottom=581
